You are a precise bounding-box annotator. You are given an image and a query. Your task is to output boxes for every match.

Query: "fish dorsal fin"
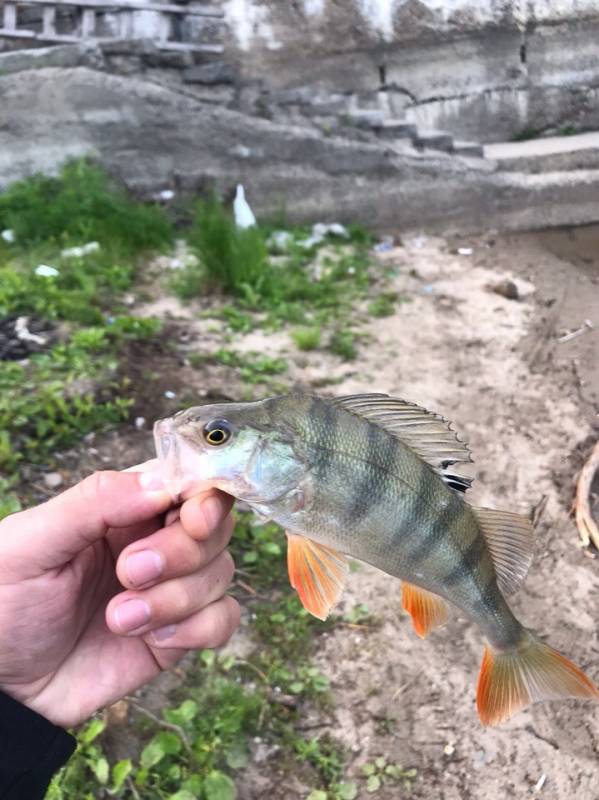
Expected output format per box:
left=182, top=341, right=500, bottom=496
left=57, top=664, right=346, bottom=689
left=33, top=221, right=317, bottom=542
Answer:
left=286, top=533, right=348, bottom=620
left=331, top=393, right=473, bottom=488
left=402, top=582, right=449, bottom=638
left=472, top=507, right=534, bottom=595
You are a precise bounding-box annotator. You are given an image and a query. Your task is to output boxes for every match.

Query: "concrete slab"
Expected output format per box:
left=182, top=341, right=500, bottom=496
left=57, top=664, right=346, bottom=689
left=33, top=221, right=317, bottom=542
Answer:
left=485, top=131, right=599, bottom=160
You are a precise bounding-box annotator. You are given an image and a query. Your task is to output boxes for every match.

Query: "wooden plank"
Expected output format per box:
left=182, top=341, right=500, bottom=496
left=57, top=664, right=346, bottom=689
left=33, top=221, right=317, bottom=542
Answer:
left=3, top=3, right=18, bottom=31
left=81, top=8, right=96, bottom=37
left=42, top=5, right=57, bottom=36
left=13, top=1, right=225, bottom=17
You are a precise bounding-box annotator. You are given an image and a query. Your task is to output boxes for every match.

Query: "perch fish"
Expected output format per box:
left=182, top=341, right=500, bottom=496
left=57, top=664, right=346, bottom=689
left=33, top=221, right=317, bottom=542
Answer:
left=154, top=393, right=598, bottom=725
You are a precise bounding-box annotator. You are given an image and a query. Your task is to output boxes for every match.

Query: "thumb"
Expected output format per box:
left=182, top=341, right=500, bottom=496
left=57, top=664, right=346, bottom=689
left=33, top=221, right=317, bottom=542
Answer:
left=6, top=470, right=172, bottom=572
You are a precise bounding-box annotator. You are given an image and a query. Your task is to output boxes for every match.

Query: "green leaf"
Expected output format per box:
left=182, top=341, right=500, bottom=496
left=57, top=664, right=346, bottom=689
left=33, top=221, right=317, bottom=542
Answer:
left=165, top=699, right=198, bottom=725
left=307, top=792, right=328, bottom=800
left=242, top=550, right=258, bottom=564
left=261, top=541, right=281, bottom=556
left=361, top=763, right=375, bottom=776
left=338, top=781, right=358, bottom=799
left=204, top=770, right=237, bottom=800
left=366, top=775, right=381, bottom=793
left=79, top=718, right=106, bottom=744
left=140, top=732, right=182, bottom=768
left=200, top=649, right=216, bottom=668
left=289, top=681, right=304, bottom=694
left=91, top=757, right=109, bottom=784
left=167, top=791, right=196, bottom=800
left=111, top=759, right=132, bottom=791
left=374, top=757, right=386, bottom=770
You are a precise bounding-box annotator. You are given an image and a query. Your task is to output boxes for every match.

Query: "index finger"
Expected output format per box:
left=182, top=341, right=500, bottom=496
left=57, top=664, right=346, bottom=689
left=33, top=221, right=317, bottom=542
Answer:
left=179, top=490, right=234, bottom=541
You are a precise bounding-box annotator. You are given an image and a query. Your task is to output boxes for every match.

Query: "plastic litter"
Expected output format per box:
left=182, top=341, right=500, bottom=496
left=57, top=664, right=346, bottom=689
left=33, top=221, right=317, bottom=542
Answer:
left=299, top=222, right=349, bottom=249
left=234, top=184, right=257, bottom=229
left=374, top=236, right=394, bottom=252
left=35, top=264, right=59, bottom=277
left=164, top=390, right=177, bottom=399
left=61, top=242, right=100, bottom=259
left=267, top=231, right=294, bottom=252
left=1, top=229, right=15, bottom=243
left=457, top=247, right=473, bottom=256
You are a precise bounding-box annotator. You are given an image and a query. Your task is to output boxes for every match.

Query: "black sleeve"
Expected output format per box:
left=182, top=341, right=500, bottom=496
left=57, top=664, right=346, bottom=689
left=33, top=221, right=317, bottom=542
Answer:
left=0, top=691, right=76, bottom=800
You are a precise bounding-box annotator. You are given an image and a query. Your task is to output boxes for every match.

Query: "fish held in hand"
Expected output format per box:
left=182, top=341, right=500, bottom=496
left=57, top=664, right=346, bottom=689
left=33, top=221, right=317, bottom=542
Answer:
left=154, top=393, right=598, bottom=725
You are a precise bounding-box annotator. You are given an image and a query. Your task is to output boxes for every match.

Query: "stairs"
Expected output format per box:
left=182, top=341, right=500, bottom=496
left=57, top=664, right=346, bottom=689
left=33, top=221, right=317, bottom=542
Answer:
left=346, top=111, right=485, bottom=159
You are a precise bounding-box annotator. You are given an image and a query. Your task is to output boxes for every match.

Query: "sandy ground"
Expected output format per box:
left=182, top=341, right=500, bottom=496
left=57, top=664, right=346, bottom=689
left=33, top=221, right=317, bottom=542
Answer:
left=47, top=226, right=599, bottom=799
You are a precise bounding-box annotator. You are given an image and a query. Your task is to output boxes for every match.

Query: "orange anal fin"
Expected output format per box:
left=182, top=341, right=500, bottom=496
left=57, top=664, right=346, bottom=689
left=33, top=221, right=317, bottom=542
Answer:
left=477, top=635, right=599, bottom=726
left=286, top=533, right=348, bottom=621
left=402, top=582, right=449, bottom=639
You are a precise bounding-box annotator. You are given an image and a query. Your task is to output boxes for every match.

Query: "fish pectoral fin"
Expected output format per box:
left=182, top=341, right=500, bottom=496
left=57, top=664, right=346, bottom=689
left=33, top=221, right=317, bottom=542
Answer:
left=286, top=534, right=348, bottom=621
left=402, top=582, right=449, bottom=639
left=472, top=506, right=534, bottom=596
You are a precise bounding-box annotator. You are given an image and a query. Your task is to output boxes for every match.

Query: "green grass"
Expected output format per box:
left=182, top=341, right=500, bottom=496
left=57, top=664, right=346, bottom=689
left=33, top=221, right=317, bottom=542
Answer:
left=175, top=198, right=275, bottom=299
left=189, top=349, right=288, bottom=386
left=0, top=162, right=173, bottom=517
left=0, top=160, right=172, bottom=257
left=0, top=317, right=160, bottom=478
left=511, top=126, right=542, bottom=142
left=292, top=326, right=321, bottom=351
left=172, top=198, right=375, bottom=333
left=328, top=329, right=357, bottom=360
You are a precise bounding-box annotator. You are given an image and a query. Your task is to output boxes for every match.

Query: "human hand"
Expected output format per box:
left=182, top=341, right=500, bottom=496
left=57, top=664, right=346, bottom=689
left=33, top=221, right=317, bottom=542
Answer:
left=0, top=463, right=240, bottom=728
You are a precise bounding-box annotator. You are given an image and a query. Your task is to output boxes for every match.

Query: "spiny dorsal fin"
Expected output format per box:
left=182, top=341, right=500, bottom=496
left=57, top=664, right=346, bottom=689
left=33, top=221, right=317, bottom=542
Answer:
left=402, top=582, right=449, bottom=638
left=331, top=393, right=473, bottom=490
left=472, top=506, right=534, bottom=595
left=286, top=533, right=348, bottom=620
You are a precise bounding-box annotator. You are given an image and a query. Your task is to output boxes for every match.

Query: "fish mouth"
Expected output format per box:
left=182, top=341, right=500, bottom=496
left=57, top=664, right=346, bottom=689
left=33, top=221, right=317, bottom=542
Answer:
left=153, top=417, right=203, bottom=501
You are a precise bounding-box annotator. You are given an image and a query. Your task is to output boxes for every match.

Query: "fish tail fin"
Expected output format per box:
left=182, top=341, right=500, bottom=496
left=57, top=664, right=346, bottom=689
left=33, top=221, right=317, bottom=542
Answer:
left=476, top=631, right=599, bottom=726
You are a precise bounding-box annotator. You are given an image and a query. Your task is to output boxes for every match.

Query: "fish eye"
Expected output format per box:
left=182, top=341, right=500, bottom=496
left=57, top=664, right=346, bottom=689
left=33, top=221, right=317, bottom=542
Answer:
left=202, top=419, right=232, bottom=446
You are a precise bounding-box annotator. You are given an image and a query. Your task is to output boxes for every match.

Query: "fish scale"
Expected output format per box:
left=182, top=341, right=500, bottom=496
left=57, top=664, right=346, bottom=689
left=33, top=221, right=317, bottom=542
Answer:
left=155, top=392, right=599, bottom=725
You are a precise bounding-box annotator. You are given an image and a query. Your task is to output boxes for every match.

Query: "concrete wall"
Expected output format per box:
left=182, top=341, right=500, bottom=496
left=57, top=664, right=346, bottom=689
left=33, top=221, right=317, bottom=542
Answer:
left=219, top=0, right=599, bottom=142
left=2, top=67, right=599, bottom=236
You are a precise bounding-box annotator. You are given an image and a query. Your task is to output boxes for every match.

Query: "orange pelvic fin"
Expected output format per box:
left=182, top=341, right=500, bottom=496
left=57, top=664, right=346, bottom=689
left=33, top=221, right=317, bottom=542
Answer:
left=477, top=633, right=599, bottom=726
left=402, top=582, right=449, bottom=638
left=286, top=533, right=348, bottom=620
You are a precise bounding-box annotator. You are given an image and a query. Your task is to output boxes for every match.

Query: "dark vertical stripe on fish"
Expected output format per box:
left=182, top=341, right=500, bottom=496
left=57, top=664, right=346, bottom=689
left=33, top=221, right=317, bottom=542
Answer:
left=402, top=475, right=456, bottom=560
left=312, top=398, right=337, bottom=480
left=444, top=532, right=487, bottom=587
left=347, top=425, right=395, bottom=524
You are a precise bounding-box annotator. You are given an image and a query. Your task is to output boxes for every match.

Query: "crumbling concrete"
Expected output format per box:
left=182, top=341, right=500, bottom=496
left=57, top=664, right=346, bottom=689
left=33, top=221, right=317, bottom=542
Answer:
left=1, top=66, right=598, bottom=235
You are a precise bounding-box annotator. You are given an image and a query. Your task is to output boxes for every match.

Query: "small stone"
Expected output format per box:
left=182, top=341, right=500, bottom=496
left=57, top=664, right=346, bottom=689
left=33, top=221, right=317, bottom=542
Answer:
left=135, top=416, right=146, bottom=429
left=44, top=472, right=63, bottom=490
left=489, top=279, right=520, bottom=300
left=443, top=742, right=455, bottom=756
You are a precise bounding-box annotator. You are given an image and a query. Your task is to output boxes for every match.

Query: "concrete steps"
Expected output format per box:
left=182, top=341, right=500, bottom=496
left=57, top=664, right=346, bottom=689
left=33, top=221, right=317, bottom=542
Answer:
left=345, top=111, right=485, bottom=159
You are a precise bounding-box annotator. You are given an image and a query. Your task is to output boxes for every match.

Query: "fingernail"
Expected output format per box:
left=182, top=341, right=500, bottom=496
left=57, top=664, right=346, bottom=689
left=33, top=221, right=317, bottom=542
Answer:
left=126, top=550, right=163, bottom=587
left=151, top=624, right=176, bottom=643
left=202, top=495, right=225, bottom=530
left=115, top=598, right=151, bottom=633
left=139, top=471, right=165, bottom=491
